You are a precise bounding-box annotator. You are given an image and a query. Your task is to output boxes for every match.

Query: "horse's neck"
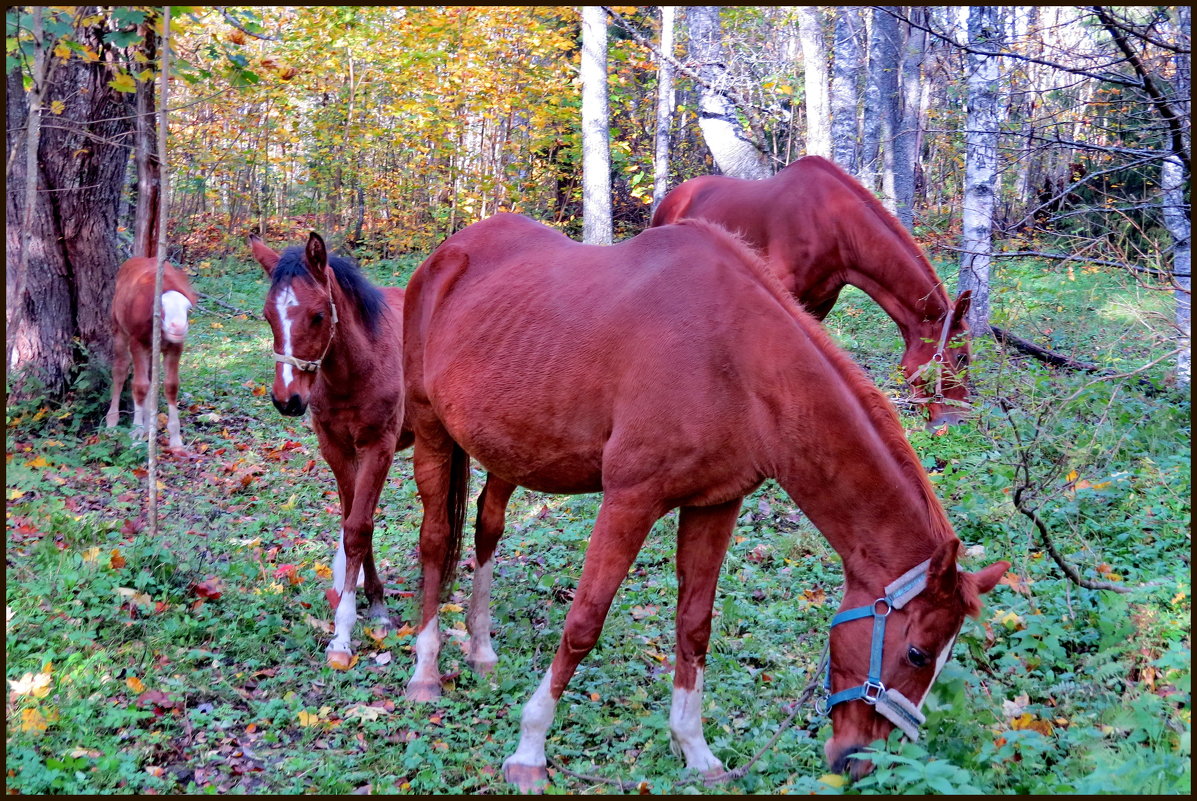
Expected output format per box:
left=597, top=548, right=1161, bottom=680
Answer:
left=838, top=221, right=951, bottom=348
left=772, top=392, right=948, bottom=582
left=317, top=289, right=384, bottom=390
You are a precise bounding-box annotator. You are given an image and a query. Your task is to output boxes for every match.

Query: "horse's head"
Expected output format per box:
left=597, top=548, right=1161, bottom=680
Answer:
left=901, top=291, right=973, bottom=429
left=824, top=537, right=1007, bottom=779
left=250, top=232, right=338, bottom=417
left=160, top=290, right=193, bottom=344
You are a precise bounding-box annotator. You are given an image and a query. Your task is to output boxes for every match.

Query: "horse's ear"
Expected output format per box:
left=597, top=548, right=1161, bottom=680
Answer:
left=926, top=538, right=962, bottom=598
left=249, top=234, right=280, bottom=276
left=305, top=232, right=329, bottom=285
left=953, top=290, right=973, bottom=325
left=960, top=560, right=1010, bottom=618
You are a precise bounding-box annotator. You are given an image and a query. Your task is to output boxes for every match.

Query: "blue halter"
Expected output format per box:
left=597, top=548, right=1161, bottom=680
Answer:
left=823, top=558, right=932, bottom=740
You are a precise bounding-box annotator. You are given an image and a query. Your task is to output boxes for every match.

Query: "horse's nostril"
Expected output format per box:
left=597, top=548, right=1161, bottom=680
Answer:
left=829, top=745, right=865, bottom=776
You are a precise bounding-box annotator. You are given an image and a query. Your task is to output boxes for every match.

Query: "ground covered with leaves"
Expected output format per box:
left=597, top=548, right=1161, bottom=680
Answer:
left=5, top=250, right=1190, bottom=794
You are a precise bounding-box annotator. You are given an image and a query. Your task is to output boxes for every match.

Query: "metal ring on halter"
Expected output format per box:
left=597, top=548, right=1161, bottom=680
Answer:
left=872, top=598, right=891, bottom=617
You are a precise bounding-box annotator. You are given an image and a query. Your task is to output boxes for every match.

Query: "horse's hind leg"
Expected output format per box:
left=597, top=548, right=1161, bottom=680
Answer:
left=669, top=499, right=742, bottom=777
left=162, top=343, right=184, bottom=449
left=502, top=492, right=661, bottom=791
left=106, top=328, right=131, bottom=429
left=406, top=431, right=468, bottom=702
left=467, top=472, right=516, bottom=676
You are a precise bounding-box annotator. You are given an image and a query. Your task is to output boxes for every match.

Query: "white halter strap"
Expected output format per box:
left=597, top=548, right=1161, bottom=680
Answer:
left=273, top=291, right=339, bottom=373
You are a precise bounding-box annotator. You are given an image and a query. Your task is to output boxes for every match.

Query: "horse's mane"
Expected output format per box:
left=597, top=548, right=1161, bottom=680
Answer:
left=679, top=217, right=956, bottom=544
left=795, top=156, right=950, bottom=306
left=272, top=246, right=389, bottom=335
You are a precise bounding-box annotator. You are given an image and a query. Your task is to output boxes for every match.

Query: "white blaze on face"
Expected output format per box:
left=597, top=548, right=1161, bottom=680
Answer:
left=160, top=291, right=192, bottom=342
left=916, top=634, right=957, bottom=709
left=275, top=285, right=299, bottom=385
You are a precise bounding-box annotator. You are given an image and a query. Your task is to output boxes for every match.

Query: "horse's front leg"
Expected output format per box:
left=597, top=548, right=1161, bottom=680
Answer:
left=502, top=491, right=661, bottom=792
left=323, top=439, right=396, bottom=667
left=106, top=328, right=131, bottom=429
left=162, top=342, right=185, bottom=449
left=669, top=500, right=741, bottom=778
left=128, top=339, right=152, bottom=439
left=467, top=472, right=517, bottom=676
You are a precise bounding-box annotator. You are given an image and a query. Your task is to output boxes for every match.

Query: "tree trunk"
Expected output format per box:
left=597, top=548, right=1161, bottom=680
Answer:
left=581, top=5, right=612, bottom=244
left=796, top=7, right=830, bottom=158
left=829, top=7, right=862, bottom=174
left=652, top=5, right=677, bottom=212
left=686, top=6, right=772, bottom=179
left=133, top=29, right=160, bottom=259
left=862, top=7, right=899, bottom=195
left=958, top=6, right=1002, bottom=333
left=893, top=7, right=926, bottom=231
left=1164, top=5, right=1190, bottom=386
left=6, top=9, right=137, bottom=399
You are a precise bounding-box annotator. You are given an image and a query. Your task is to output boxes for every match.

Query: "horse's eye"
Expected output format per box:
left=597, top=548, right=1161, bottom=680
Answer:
left=313, top=312, right=324, bottom=324
left=907, top=646, right=930, bottom=668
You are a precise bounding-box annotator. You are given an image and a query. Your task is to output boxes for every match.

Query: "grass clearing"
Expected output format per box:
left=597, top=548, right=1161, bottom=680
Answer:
left=6, top=253, right=1189, bottom=794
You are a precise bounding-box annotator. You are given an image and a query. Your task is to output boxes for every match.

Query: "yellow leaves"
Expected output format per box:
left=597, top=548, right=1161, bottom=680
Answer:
left=210, top=321, right=224, bottom=329
left=314, top=563, right=333, bottom=580
left=82, top=546, right=102, bottom=564
left=110, top=549, right=127, bottom=569
left=116, top=587, right=152, bottom=607
left=126, top=675, right=146, bottom=694
left=9, top=488, right=26, bottom=501
left=439, top=602, right=463, bottom=614
left=19, top=707, right=50, bottom=735
left=343, top=703, right=390, bottom=722
left=9, top=669, right=52, bottom=700
left=801, top=587, right=826, bottom=606
left=25, top=455, right=49, bottom=469
left=993, top=609, right=1025, bottom=630
left=49, top=100, right=66, bottom=115
left=297, top=709, right=322, bottom=727
left=819, top=773, right=848, bottom=788
left=1010, top=712, right=1054, bottom=737
left=137, top=69, right=156, bottom=84
left=109, top=72, right=137, bottom=93
left=1171, top=590, right=1187, bottom=605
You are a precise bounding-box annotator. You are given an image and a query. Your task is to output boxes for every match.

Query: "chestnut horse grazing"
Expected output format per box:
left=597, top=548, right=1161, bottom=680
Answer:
left=402, top=213, right=1008, bottom=789
left=105, top=256, right=197, bottom=449
left=251, top=233, right=412, bottom=666
left=651, top=155, right=973, bottom=428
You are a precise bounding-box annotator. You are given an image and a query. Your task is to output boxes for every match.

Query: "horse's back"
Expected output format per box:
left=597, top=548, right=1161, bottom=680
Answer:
left=405, top=214, right=827, bottom=500
left=112, top=257, right=196, bottom=338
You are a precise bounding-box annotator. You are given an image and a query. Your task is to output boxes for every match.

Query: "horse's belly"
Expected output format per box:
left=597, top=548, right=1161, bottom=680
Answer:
left=452, top=423, right=605, bottom=495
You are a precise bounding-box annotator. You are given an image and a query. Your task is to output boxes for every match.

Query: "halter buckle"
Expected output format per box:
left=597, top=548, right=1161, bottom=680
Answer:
left=862, top=680, right=886, bottom=705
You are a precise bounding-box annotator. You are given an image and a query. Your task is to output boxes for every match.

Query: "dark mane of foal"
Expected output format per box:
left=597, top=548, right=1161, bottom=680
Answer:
left=799, top=157, right=948, bottom=300
left=682, top=218, right=955, bottom=544
left=271, top=246, right=389, bottom=335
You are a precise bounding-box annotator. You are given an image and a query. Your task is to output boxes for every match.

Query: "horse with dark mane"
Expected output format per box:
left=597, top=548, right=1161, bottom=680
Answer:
left=401, top=213, right=1007, bottom=789
left=250, top=233, right=412, bottom=667
left=105, top=256, right=198, bottom=449
left=651, top=156, right=973, bottom=428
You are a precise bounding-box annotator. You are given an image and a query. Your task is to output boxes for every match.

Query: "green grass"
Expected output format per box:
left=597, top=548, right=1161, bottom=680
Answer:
left=6, top=254, right=1190, bottom=794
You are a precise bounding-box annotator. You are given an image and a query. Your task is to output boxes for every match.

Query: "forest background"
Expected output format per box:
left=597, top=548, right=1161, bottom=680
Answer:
left=5, top=5, right=1192, bottom=795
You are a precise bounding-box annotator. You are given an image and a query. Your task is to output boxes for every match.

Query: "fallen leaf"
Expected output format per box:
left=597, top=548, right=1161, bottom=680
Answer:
left=126, top=675, right=146, bottom=694
left=19, top=707, right=48, bottom=735
left=110, top=549, right=127, bottom=569
left=193, top=577, right=225, bottom=600
left=9, top=670, right=52, bottom=700
left=344, top=704, right=389, bottom=722
left=298, top=710, right=322, bottom=727
left=819, top=773, right=847, bottom=788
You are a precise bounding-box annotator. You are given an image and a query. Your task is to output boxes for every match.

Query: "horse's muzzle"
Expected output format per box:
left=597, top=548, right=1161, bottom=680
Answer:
left=828, top=744, right=873, bottom=779
left=272, top=393, right=307, bottom=416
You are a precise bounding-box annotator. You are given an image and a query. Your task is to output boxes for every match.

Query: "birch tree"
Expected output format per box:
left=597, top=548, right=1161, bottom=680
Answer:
left=581, top=5, right=612, bottom=244
left=686, top=5, right=771, bottom=179
left=861, top=6, right=900, bottom=196
left=795, top=6, right=829, bottom=158
left=893, top=7, right=927, bottom=231
left=829, top=7, right=862, bottom=173
left=652, top=6, right=676, bottom=211
left=958, top=6, right=1002, bottom=333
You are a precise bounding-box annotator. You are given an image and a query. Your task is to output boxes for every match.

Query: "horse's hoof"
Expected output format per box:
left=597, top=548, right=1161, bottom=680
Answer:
left=701, top=764, right=728, bottom=782
left=502, top=762, right=548, bottom=793
left=405, top=680, right=442, bottom=702
left=466, top=656, right=497, bottom=676
left=326, top=651, right=354, bottom=670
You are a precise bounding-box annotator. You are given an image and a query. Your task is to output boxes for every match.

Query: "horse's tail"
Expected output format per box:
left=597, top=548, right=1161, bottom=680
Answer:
left=438, top=441, right=470, bottom=601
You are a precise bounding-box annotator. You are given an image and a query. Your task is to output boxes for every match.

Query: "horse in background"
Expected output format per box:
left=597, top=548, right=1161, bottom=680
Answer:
left=105, top=256, right=198, bottom=449
left=401, top=213, right=1008, bottom=789
left=651, top=155, right=973, bottom=428
left=250, top=232, right=412, bottom=668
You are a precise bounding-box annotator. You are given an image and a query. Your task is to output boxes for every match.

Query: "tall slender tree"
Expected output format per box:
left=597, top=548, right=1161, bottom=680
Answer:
left=796, top=6, right=829, bottom=158
left=581, top=5, right=612, bottom=244
left=958, top=6, right=1003, bottom=333
left=652, top=6, right=677, bottom=211
left=829, top=7, right=862, bottom=173
left=893, top=7, right=927, bottom=231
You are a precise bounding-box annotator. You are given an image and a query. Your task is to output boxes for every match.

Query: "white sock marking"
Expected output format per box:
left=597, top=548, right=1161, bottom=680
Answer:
left=669, top=668, right=722, bottom=772
left=503, top=669, right=558, bottom=770
left=467, top=558, right=497, bottom=667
